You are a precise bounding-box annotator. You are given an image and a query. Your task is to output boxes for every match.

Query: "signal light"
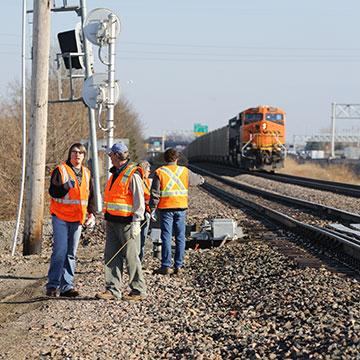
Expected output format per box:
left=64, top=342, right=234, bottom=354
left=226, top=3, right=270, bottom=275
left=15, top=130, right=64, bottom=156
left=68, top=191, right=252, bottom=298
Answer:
left=57, top=24, right=84, bottom=70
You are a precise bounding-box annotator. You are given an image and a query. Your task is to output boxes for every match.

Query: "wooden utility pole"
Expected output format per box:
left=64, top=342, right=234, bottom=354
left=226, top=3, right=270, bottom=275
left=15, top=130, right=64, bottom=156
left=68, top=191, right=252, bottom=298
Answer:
left=23, top=0, right=51, bottom=255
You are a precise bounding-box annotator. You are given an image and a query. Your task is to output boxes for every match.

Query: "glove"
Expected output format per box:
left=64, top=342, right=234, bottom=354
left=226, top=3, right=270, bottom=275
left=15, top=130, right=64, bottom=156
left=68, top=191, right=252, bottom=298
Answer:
left=130, top=222, right=141, bottom=239
left=84, top=213, right=96, bottom=230
left=150, top=210, right=157, bottom=222
left=66, top=179, right=75, bottom=189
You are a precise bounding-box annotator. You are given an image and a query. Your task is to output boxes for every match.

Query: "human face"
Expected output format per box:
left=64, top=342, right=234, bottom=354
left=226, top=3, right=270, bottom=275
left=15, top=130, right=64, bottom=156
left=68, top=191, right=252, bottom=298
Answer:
left=70, top=147, right=85, bottom=168
left=109, top=152, right=122, bottom=168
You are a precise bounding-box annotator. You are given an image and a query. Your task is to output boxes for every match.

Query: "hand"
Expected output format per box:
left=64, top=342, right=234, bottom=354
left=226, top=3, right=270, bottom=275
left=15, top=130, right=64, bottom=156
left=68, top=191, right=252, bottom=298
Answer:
left=150, top=210, right=157, bottom=222
left=145, top=212, right=151, bottom=222
left=85, top=213, right=96, bottom=230
left=130, top=222, right=141, bottom=239
left=67, top=179, right=75, bottom=189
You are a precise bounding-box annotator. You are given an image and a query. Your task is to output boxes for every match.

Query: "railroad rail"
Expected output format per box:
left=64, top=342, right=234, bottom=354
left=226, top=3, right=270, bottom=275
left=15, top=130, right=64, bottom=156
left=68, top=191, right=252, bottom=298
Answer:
left=191, top=162, right=360, bottom=198
left=191, top=165, right=360, bottom=272
left=249, top=171, right=360, bottom=198
left=191, top=165, right=360, bottom=225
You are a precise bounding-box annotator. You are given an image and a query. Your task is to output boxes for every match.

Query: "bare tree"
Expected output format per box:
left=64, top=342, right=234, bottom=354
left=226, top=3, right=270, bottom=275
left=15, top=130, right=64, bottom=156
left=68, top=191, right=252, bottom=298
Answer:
left=0, top=74, right=145, bottom=220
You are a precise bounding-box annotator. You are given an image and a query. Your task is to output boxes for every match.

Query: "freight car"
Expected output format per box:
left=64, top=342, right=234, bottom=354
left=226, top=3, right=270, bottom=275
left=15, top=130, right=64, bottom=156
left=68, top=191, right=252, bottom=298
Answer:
left=185, top=105, right=286, bottom=171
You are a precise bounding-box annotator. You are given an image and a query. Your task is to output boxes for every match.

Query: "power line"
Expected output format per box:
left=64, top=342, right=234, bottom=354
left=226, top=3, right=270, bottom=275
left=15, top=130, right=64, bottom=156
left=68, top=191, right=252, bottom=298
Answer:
left=0, top=44, right=21, bottom=47
left=0, top=33, right=21, bottom=37
left=121, top=41, right=360, bottom=52
left=119, top=49, right=360, bottom=59
left=118, top=56, right=360, bottom=63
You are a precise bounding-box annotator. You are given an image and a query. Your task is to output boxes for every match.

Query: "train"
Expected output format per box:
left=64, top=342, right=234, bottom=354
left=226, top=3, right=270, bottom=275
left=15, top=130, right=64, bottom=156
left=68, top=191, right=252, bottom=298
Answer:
left=185, top=105, right=286, bottom=171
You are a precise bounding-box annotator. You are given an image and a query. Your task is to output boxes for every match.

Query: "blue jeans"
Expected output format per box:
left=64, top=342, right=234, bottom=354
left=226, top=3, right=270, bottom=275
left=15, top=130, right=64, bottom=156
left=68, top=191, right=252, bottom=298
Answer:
left=46, top=215, right=82, bottom=292
left=160, top=209, right=186, bottom=269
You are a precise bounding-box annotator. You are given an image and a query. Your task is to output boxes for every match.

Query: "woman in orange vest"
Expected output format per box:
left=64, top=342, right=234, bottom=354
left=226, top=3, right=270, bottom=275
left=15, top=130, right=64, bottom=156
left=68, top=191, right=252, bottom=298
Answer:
left=138, top=160, right=152, bottom=261
left=46, top=143, right=95, bottom=298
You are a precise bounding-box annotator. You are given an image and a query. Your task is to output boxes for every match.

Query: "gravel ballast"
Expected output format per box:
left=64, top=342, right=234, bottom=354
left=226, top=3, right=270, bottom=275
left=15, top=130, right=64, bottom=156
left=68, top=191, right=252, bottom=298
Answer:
left=1, top=187, right=360, bottom=359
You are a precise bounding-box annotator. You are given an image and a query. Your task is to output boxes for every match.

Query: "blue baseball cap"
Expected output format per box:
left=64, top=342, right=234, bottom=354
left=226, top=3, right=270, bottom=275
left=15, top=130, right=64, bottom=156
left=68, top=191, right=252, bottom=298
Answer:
left=107, top=142, right=128, bottom=155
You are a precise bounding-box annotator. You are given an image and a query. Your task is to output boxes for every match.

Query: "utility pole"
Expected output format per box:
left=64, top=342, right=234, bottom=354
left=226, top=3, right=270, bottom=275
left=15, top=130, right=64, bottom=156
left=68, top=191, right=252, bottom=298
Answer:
left=23, top=0, right=51, bottom=255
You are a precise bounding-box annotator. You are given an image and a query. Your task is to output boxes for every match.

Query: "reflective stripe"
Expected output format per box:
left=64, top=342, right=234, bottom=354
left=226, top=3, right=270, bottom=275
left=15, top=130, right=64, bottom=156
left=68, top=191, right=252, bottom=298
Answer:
left=59, top=164, right=69, bottom=183
left=121, top=163, right=138, bottom=184
left=144, top=181, right=151, bottom=192
left=84, top=168, right=90, bottom=188
left=160, top=190, right=188, bottom=197
left=104, top=202, right=133, bottom=212
left=161, top=166, right=186, bottom=192
left=59, top=164, right=71, bottom=200
left=53, top=198, right=88, bottom=206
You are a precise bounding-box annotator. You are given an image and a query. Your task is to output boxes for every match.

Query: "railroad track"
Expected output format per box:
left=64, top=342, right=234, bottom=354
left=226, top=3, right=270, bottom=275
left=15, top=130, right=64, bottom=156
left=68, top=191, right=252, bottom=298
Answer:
left=191, top=165, right=360, bottom=275
left=248, top=170, right=360, bottom=198
left=192, top=162, right=360, bottom=198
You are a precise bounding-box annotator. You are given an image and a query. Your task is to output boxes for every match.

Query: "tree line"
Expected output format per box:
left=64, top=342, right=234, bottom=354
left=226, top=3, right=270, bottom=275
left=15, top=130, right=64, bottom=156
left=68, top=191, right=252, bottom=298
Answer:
left=0, top=70, right=146, bottom=220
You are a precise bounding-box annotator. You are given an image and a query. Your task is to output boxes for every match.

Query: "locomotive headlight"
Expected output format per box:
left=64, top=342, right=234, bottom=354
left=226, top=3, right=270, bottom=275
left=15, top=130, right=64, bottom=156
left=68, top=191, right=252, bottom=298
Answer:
left=262, top=123, right=267, bottom=130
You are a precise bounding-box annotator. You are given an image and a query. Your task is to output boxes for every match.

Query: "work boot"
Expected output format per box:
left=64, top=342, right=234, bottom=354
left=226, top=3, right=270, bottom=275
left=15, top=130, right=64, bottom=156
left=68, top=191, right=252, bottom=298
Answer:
left=153, top=267, right=174, bottom=275
left=173, top=267, right=184, bottom=276
left=60, top=288, right=80, bottom=298
left=95, top=290, right=118, bottom=300
left=122, top=291, right=146, bottom=302
left=46, top=287, right=57, bottom=297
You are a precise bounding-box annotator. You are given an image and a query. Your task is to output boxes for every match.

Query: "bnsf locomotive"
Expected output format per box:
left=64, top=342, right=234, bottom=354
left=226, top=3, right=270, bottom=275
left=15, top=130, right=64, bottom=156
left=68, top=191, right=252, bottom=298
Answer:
left=185, top=105, right=286, bottom=171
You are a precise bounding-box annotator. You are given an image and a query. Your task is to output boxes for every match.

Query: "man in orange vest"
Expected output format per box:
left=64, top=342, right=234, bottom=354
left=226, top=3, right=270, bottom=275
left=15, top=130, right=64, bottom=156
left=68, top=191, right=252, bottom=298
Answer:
left=96, top=142, right=146, bottom=301
left=150, top=148, right=204, bottom=275
left=46, top=143, right=95, bottom=297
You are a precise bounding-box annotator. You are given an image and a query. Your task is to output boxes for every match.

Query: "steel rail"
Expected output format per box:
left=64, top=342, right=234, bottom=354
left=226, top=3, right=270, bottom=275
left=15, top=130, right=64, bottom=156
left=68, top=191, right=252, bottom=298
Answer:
left=245, top=170, right=360, bottom=198
left=190, top=165, right=360, bottom=224
left=200, top=181, right=360, bottom=268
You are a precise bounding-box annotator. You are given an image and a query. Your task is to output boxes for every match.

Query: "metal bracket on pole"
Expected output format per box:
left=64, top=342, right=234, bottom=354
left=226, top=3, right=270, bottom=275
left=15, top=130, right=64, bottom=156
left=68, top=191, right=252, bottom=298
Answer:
left=330, top=103, right=360, bottom=159
left=82, top=8, right=121, bottom=179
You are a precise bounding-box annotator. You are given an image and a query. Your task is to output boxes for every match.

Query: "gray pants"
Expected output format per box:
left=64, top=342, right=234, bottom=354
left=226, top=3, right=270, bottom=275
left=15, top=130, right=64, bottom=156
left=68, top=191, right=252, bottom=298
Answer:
left=104, top=221, right=146, bottom=298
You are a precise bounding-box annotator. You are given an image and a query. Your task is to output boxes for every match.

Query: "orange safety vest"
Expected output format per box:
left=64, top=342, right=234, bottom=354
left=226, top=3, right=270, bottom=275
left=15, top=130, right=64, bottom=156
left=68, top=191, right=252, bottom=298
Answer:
left=50, top=162, right=91, bottom=224
left=144, top=178, right=151, bottom=212
left=156, top=164, right=189, bottom=209
left=103, top=162, right=138, bottom=217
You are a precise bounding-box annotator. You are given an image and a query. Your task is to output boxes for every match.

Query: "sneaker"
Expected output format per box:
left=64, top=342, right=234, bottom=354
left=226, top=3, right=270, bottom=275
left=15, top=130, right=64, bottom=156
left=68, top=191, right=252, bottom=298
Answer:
left=60, top=288, right=80, bottom=298
left=153, top=267, right=174, bottom=275
left=46, top=287, right=57, bottom=297
left=173, top=267, right=184, bottom=276
left=122, top=291, right=146, bottom=302
left=95, top=290, right=118, bottom=300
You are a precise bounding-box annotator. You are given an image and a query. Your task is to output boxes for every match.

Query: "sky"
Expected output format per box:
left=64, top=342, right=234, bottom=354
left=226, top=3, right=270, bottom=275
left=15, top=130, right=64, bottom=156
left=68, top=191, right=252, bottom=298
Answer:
left=1, top=0, right=360, bottom=142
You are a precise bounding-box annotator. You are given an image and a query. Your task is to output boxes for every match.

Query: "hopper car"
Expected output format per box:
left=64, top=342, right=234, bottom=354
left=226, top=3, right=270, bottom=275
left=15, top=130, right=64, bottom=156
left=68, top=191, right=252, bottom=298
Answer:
left=185, top=105, right=286, bottom=171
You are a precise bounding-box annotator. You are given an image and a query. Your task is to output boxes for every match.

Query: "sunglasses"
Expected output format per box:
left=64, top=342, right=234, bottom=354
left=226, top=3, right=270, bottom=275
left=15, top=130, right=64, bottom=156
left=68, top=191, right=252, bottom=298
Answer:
left=71, top=150, right=85, bottom=154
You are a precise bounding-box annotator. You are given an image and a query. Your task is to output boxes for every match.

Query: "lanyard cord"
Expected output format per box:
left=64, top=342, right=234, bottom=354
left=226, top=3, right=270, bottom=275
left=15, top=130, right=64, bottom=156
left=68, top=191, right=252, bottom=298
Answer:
left=105, top=220, right=148, bottom=267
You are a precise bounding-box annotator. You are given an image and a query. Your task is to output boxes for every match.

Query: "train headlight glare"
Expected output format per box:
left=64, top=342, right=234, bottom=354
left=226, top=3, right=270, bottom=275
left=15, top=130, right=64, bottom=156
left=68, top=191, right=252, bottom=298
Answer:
left=262, top=123, right=267, bottom=130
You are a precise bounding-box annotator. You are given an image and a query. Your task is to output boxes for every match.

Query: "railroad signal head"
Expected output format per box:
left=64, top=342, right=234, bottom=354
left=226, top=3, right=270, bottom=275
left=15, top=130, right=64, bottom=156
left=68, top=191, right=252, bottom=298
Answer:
left=57, top=23, right=84, bottom=70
